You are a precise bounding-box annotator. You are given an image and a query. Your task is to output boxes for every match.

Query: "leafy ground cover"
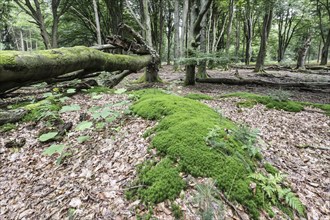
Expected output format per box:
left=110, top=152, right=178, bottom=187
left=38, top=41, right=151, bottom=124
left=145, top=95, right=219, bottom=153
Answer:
left=0, top=66, right=329, bottom=219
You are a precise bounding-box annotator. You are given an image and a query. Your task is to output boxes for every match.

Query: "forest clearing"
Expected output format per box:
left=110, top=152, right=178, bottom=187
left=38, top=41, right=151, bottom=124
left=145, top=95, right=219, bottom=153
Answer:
left=1, top=0, right=330, bottom=219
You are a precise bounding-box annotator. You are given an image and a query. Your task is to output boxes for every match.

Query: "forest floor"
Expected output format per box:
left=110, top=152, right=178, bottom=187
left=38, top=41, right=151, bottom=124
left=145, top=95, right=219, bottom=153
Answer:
left=0, top=66, right=329, bottom=219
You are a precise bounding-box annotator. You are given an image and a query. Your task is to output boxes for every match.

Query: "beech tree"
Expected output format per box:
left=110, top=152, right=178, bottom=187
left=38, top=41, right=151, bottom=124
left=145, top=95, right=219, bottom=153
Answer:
left=316, top=0, right=330, bottom=65
left=254, top=0, right=274, bottom=72
left=13, top=0, right=72, bottom=49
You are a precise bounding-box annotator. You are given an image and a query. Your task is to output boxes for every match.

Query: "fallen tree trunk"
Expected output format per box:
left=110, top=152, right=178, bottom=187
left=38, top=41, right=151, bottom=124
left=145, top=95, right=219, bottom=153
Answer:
left=196, top=77, right=330, bottom=91
left=0, top=46, right=152, bottom=94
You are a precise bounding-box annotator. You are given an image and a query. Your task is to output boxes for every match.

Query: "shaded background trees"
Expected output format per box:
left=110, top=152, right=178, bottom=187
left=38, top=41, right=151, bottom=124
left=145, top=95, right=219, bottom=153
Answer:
left=0, top=0, right=329, bottom=76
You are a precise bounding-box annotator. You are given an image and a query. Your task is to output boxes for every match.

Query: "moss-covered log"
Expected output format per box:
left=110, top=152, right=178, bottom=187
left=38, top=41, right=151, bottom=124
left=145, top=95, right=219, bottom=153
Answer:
left=0, top=46, right=153, bottom=93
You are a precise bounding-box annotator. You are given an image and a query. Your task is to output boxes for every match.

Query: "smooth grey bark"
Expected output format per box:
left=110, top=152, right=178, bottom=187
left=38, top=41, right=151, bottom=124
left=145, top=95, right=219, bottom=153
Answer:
left=255, top=3, right=273, bottom=72
left=92, top=0, right=102, bottom=45
left=174, top=0, right=180, bottom=67
left=225, top=0, right=235, bottom=53
left=297, top=33, right=312, bottom=69
left=197, top=0, right=208, bottom=78
left=320, top=28, right=330, bottom=65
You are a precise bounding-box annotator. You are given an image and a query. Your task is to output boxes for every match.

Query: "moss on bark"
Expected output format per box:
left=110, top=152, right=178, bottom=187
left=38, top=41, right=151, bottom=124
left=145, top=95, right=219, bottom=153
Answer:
left=0, top=46, right=153, bottom=93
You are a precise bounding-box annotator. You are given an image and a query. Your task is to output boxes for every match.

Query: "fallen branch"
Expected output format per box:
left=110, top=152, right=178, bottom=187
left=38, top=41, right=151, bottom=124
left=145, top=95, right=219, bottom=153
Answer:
left=0, top=46, right=153, bottom=94
left=196, top=77, right=330, bottom=90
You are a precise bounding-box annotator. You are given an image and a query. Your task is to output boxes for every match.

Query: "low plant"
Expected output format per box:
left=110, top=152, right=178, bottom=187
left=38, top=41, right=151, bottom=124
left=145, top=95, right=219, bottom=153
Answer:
left=268, top=89, right=291, bottom=102
left=232, top=125, right=261, bottom=159
left=193, top=180, right=224, bottom=220
left=184, top=93, right=213, bottom=100
left=0, top=123, right=17, bottom=132
left=249, top=172, right=305, bottom=217
left=171, top=203, right=183, bottom=220
left=42, top=144, right=72, bottom=165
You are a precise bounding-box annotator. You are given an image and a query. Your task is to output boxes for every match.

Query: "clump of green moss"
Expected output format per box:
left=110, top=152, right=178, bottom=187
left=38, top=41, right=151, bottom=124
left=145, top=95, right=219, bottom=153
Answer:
left=130, top=90, right=305, bottom=219
left=128, top=158, right=185, bottom=204
left=22, top=98, right=61, bottom=122
left=0, top=123, right=17, bottom=132
left=264, top=162, right=279, bottom=175
left=222, top=92, right=304, bottom=112
left=184, top=93, right=213, bottom=100
left=130, top=90, right=263, bottom=218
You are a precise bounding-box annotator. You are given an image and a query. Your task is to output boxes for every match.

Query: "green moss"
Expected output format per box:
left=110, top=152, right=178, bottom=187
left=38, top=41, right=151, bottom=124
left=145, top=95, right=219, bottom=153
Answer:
left=171, top=203, right=183, bottom=219
left=0, top=123, right=17, bottom=132
left=84, top=86, right=114, bottom=94
left=130, top=90, right=305, bottom=219
left=237, top=100, right=258, bottom=108
left=222, top=92, right=330, bottom=116
left=22, top=98, right=61, bottom=122
left=264, top=162, right=279, bottom=175
left=184, top=93, right=213, bottom=100
left=133, top=158, right=185, bottom=204
left=130, top=90, right=265, bottom=218
left=221, top=92, right=304, bottom=112
left=306, top=103, right=330, bottom=116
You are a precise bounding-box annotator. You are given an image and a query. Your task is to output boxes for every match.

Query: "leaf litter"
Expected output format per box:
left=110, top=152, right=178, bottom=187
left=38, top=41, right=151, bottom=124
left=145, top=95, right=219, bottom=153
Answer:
left=1, top=67, right=330, bottom=219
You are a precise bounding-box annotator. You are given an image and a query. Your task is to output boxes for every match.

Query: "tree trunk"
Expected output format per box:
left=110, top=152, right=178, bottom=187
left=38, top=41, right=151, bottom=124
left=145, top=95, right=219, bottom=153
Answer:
left=297, top=34, right=312, bottom=69
left=181, top=0, right=189, bottom=57
left=243, top=0, right=252, bottom=65
left=174, top=0, right=180, bottom=67
left=320, top=28, right=330, bottom=65
left=0, top=46, right=153, bottom=94
left=142, top=0, right=153, bottom=47
left=225, top=0, right=235, bottom=54
left=93, top=0, right=102, bottom=45
left=255, top=5, right=273, bottom=72
left=185, top=0, right=212, bottom=85
left=197, top=4, right=207, bottom=78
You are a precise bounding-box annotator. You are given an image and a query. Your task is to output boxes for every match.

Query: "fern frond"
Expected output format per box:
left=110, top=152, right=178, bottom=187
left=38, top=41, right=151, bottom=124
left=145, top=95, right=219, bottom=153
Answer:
left=249, top=173, right=266, bottom=182
left=285, top=192, right=305, bottom=216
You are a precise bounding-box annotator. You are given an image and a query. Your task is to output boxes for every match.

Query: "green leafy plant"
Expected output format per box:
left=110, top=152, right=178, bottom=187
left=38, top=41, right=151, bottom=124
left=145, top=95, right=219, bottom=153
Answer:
left=77, top=135, right=90, bottom=143
left=0, top=123, right=17, bottom=132
left=42, top=144, right=71, bottom=165
left=233, top=125, right=261, bottom=158
left=75, top=121, right=93, bottom=131
left=268, top=89, right=291, bottom=102
left=38, top=132, right=58, bottom=142
left=59, top=104, right=81, bottom=113
left=171, top=203, right=183, bottom=220
left=114, top=88, right=127, bottom=94
left=193, top=180, right=224, bottom=220
left=249, top=173, right=305, bottom=217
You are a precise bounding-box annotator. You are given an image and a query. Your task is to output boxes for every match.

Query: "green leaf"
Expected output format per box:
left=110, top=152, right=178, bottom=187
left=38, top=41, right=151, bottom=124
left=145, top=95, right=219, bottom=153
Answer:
left=114, top=88, right=127, bottom=94
left=77, top=135, right=90, bottom=143
left=75, top=121, right=93, bottom=131
left=111, top=100, right=130, bottom=107
left=60, top=104, right=81, bottom=113
left=100, top=108, right=112, bottom=119
left=59, top=97, right=70, bottom=103
left=66, top=88, right=76, bottom=94
left=39, top=132, right=58, bottom=142
left=96, top=122, right=106, bottom=130
left=43, top=92, right=53, bottom=98
left=92, top=94, right=103, bottom=100
left=43, top=144, right=66, bottom=156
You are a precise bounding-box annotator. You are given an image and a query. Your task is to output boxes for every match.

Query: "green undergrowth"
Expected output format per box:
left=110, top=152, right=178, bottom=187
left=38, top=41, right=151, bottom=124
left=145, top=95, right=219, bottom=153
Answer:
left=129, top=89, right=305, bottom=219
left=184, top=93, right=213, bottom=100
left=21, top=97, right=62, bottom=122
left=0, top=123, right=17, bottom=132
left=222, top=92, right=329, bottom=115
left=83, top=86, right=114, bottom=94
